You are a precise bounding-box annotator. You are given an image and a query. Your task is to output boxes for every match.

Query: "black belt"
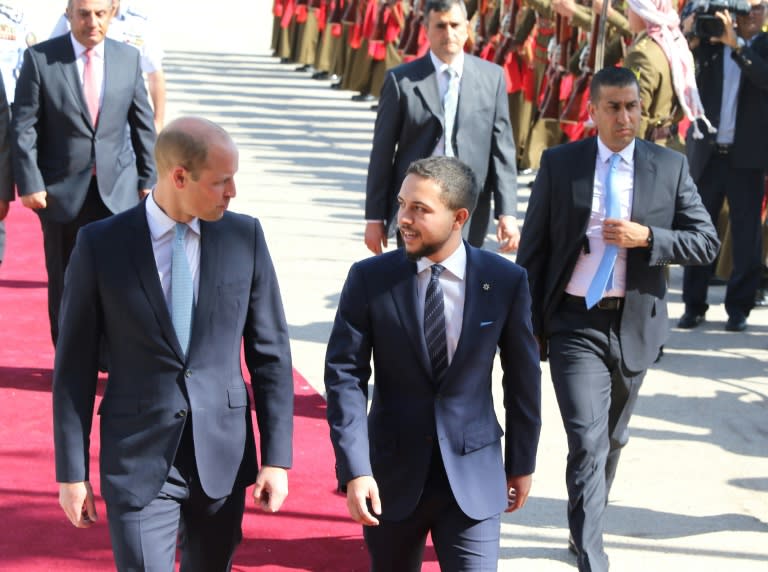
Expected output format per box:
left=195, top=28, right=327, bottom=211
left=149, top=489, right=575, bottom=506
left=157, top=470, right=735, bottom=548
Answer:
left=563, top=293, right=623, bottom=310
left=715, top=144, right=733, bottom=155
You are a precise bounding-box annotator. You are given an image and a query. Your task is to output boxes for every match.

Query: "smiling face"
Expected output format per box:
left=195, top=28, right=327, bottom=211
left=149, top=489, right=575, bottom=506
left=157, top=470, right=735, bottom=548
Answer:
left=588, top=83, right=641, bottom=152
left=67, top=0, right=113, bottom=48
left=396, top=173, right=468, bottom=262
left=425, top=3, right=469, bottom=64
left=736, top=0, right=766, bottom=40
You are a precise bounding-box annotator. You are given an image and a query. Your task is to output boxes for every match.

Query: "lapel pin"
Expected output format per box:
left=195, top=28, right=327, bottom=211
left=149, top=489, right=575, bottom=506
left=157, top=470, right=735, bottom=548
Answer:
left=483, top=283, right=490, bottom=291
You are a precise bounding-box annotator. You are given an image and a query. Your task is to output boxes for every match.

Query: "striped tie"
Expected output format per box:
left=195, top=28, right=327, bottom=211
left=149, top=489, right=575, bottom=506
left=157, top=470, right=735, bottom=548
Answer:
left=424, top=264, right=448, bottom=383
left=586, top=153, right=621, bottom=308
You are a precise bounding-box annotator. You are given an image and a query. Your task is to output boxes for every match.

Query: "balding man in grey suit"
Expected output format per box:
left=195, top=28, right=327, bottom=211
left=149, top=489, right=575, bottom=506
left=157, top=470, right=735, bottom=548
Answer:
left=12, top=0, right=156, bottom=343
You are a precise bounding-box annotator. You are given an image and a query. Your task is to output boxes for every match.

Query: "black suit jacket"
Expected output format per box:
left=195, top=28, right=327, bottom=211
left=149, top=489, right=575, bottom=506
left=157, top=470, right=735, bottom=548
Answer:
left=53, top=202, right=294, bottom=508
left=686, top=33, right=768, bottom=181
left=365, top=53, right=517, bottom=232
left=325, top=244, right=541, bottom=521
left=12, top=34, right=156, bottom=222
left=516, top=137, right=719, bottom=372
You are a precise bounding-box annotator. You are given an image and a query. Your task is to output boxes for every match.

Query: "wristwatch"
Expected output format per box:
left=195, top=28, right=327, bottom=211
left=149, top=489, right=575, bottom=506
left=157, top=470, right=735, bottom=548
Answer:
left=646, top=227, right=654, bottom=249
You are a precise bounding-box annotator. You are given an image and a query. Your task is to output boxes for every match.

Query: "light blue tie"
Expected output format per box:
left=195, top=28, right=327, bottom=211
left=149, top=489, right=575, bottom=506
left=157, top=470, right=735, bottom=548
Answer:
left=171, top=223, right=194, bottom=355
left=442, top=67, right=460, bottom=157
left=586, top=153, right=621, bottom=309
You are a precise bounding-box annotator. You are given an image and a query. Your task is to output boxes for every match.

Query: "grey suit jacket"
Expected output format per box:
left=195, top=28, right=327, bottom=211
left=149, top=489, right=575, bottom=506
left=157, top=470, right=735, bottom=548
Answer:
left=53, top=202, right=294, bottom=509
left=516, top=137, right=719, bottom=372
left=12, top=34, right=156, bottom=223
left=365, top=53, right=517, bottom=232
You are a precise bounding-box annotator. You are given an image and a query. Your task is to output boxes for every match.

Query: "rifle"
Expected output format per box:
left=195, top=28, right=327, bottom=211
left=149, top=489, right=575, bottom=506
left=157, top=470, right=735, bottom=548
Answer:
left=472, top=0, right=490, bottom=55
left=402, top=0, right=423, bottom=57
left=493, top=0, right=521, bottom=65
left=398, top=1, right=416, bottom=52
left=342, top=0, right=360, bottom=23
left=560, top=6, right=599, bottom=123
left=538, top=14, right=571, bottom=121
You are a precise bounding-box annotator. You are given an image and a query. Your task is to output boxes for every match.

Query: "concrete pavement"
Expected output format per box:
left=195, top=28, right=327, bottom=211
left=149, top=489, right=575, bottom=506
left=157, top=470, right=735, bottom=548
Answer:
left=151, top=1, right=767, bottom=569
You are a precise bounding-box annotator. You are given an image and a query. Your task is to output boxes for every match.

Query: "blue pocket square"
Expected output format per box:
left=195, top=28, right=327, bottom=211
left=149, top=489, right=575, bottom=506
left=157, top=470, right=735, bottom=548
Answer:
left=480, top=321, right=494, bottom=327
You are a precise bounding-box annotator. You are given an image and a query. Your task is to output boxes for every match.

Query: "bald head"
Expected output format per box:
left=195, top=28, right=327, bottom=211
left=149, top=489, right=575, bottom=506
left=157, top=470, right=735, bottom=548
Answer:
left=155, top=117, right=234, bottom=180
left=153, top=117, right=238, bottom=223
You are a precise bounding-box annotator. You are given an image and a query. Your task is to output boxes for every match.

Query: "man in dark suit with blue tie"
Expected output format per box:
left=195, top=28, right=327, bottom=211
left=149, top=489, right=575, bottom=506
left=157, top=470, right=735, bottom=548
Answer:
left=53, top=117, right=294, bottom=571
left=326, top=156, right=541, bottom=570
left=516, top=67, right=719, bottom=571
left=12, top=0, right=156, bottom=344
left=364, top=0, right=520, bottom=255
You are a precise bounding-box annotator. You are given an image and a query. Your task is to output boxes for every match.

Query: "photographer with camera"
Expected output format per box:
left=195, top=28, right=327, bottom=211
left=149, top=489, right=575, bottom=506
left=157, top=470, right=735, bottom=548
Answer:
left=678, top=0, right=768, bottom=332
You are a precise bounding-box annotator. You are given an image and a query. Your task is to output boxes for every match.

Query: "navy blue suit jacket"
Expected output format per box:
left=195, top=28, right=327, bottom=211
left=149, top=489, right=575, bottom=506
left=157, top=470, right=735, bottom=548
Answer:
left=53, top=202, right=294, bottom=509
left=325, top=244, right=541, bottom=521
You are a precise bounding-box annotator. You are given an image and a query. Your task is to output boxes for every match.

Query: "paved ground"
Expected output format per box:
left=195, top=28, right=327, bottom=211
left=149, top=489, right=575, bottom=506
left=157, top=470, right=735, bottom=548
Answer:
left=30, top=1, right=768, bottom=569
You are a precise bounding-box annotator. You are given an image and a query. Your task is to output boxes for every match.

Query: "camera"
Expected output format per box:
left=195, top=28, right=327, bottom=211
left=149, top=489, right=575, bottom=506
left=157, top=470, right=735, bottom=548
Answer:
left=683, top=0, right=752, bottom=39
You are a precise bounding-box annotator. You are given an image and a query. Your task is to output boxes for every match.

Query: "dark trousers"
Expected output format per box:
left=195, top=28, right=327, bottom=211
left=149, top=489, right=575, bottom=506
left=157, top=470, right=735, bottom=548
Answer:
left=363, top=448, right=501, bottom=572
left=683, top=156, right=764, bottom=319
left=464, top=190, right=492, bottom=248
left=106, top=424, right=246, bottom=572
left=40, top=177, right=112, bottom=345
left=548, top=297, right=645, bottom=572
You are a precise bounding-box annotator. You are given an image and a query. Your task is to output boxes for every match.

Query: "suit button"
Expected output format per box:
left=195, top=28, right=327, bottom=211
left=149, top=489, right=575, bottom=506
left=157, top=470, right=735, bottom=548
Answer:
left=185, top=370, right=192, bottom=378
left=176, top=410, right=187, bottom=418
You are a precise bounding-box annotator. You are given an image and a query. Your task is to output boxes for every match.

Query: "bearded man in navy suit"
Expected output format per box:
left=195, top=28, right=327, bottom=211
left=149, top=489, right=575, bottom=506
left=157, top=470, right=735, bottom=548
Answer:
left=53, top=117, right=294, bottom=571
left=326, top=156, right=541, bottom=570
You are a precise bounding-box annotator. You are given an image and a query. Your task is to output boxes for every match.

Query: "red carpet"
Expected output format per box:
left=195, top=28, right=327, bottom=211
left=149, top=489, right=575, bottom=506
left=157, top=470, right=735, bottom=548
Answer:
left=0, top=206, right=439, bottom=570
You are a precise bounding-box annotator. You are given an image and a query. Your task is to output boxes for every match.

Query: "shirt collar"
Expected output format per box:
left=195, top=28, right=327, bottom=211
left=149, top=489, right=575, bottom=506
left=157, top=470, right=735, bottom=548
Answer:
left=416, top=241, right=467, bottom=281
left=70, top=33, right=106, bottom=59
left=430, top=50, right=465, bottom=79
left=146, top=191, right=200, bottom=240
left=596, top=136, right=634, bottom=165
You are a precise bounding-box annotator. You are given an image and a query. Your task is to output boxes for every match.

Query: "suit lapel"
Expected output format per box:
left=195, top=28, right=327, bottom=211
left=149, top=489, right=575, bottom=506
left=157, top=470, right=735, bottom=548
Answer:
left=192, top=220, right=222, bottom=357
left=448, top=245, right=481, bottom=380
left=631, top=140, right=656, bottom=224
left=412, top=55, right=443, bottom=123
left=55, top=37, right=94, bottom=132
left=390, top=255, right=433, bottom=380
left=571, top=138, right=598, bottom=235
left=129, top=202, right=185, bottom=360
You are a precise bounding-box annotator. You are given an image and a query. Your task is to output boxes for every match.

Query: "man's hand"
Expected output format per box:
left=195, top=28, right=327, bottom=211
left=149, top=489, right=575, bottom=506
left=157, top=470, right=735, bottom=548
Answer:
left=59, top=481, right=98, bottom=527
left=552, top=0, right=577, bottom=18
left=497, top=215, right=520, bottom=253
left=602, top=218, right=651, bottom=248
left=21, top=191, right=47, bottom=210
left=0, top=200, right=9, bottom=221
left=712, top=10, right=739, bottom=48
left=505, top=473, right=532, bottom=512
left=364, top=221, right=387, bottom=255
left=252, top=466, right=289, bottom=513
left=346, top=475, right=381, bottom=526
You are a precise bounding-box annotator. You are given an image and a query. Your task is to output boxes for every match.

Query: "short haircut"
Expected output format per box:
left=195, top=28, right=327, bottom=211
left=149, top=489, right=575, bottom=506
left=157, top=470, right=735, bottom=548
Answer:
left=68, top=0, right=114, bottom=10
left=589, top=66, right=639, bottom=104
left=405, top=156, right=478, bottom=214
left=424, top=0, right=468, bottom=21
left=154, top=118, right=230, bottom=180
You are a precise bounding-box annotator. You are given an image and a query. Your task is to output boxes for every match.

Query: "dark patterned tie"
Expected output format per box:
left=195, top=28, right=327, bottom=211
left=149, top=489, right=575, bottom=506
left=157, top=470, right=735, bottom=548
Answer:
left=424, top=264, right=448, bottom=382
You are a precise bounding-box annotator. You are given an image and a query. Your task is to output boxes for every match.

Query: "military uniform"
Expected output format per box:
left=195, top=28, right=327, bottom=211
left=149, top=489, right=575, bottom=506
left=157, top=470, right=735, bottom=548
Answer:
left=624, top=32, right=681, bottom=146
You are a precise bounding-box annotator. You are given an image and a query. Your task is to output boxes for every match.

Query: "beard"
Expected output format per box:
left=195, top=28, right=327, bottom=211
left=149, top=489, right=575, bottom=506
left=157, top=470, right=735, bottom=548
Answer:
left=399, top=226, right=445, bottom=262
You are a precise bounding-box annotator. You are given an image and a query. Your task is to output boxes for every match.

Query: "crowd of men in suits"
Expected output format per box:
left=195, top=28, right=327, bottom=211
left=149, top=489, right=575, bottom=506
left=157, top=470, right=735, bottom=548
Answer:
left=0, top=0, right=763, bottom=570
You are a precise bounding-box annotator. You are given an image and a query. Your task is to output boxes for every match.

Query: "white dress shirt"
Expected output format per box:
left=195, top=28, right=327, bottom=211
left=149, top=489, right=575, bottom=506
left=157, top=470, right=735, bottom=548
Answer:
left=416, top=242, right=467, bottom=365
left=69, top=34, right=105, bottom=108
left=717, top=39, right=748, bottom=145
left=566, top=138, right=635, bottom=298
left=145, top=193, right=201, bottom=310
left=429, top=50, right=464, bottom=157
